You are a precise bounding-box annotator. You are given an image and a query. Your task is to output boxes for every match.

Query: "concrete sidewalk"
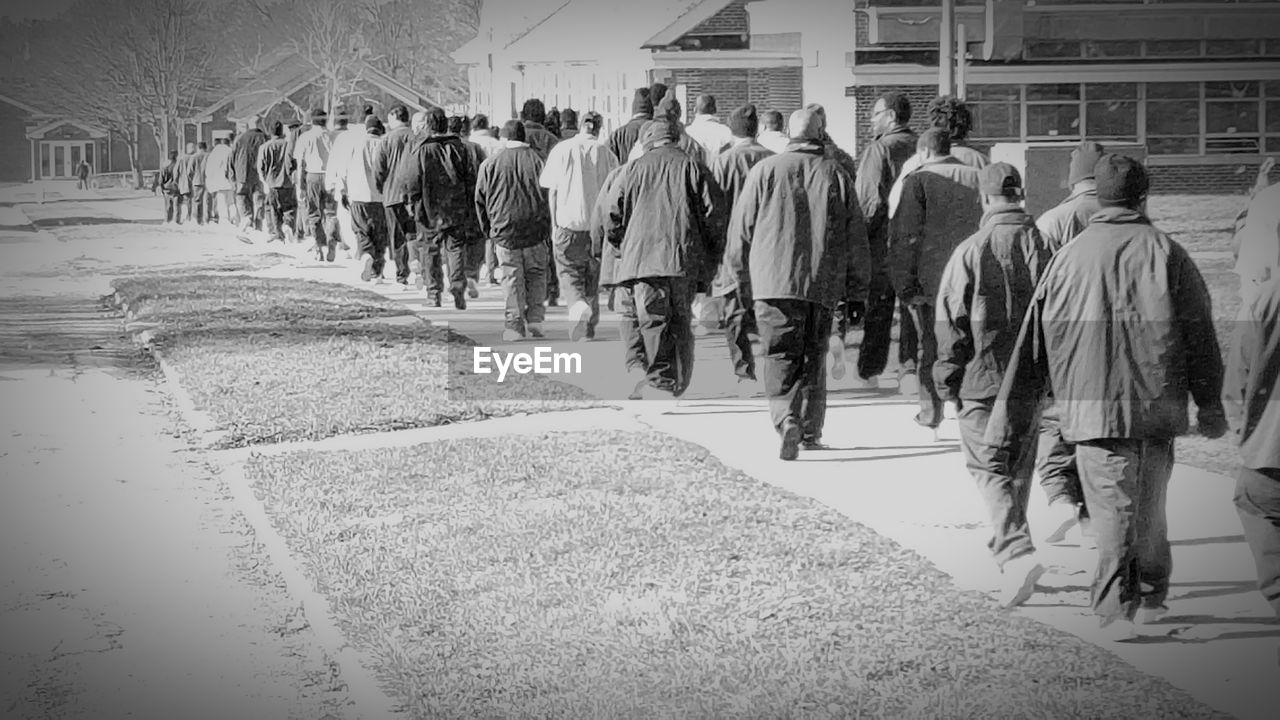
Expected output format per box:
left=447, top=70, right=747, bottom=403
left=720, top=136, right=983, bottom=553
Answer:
left=244, top=241, right=1279, bottom=720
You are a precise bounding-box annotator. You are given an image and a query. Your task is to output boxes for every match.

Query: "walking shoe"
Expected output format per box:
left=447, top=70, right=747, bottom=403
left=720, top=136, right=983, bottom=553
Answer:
left=314, top=245, right=326, bottom=262
left=1135, top=605, right=1169, bottom=625
left=410, top=260, right=424, bottom=290
left=1099, top=617, right=1138, bottom=642
left=851, top=375, right=880, bottom=390
left=527, top=323, right=544, bottom=339
left=802, top=437, right=832, bottom=451
left=547, top=296, right=559, bottom=308
left=326, top=244, right=336, bottom=262
left=452, top=290, right=467, bottom=310
left=502, top=329, right=525, bottom=342
left=568, top=301, right=592, bottom=342
left=626, top=367, right=648, bottom=400
left=360, top=253, right=375, bottom=282
left=898, top=370, right=919, bottom=396
left=828, top=335, right=846, bottom=380
left=779, top=418, right=802, bottom=461
left=467, top=278, right=480, bottom=298
left=998, top=553, right=1046, bottom=608
left=1043, top=500, right=1081, bottom=545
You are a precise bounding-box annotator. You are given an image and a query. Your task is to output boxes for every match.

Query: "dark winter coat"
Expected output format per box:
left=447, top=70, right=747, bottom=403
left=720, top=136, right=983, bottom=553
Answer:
left=855, top=126, right=918, bottom=264
left=230, top=129, right=269, bottom=192
left=256, top=137, right=294, bottom=190
left=592, top=164, right=629, bottom=288
left=375, top=125, right=416, bottom=206
left=474, top=144, right=550, bottom=250
left=521, top=121, right=560, bottom=158
left=1224, top=277, right=1280, bottom=470
left=394, top=133, right=482, bottom=238
left=710, top=140, right=774, bottom=296
left=889, top=157, right=983, bottom=305
left=608, top=115, right=652, bottom=164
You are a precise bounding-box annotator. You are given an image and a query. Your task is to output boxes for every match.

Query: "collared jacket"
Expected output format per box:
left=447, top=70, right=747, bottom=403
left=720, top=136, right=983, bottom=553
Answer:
left=475, top=143, right=550, bottom=250
left=627, top=121, right=708, bottom=167
left=230, top=129, right=268, bottom=191
left=1036, top=181, right=1102, bottom=252
left=1234, top=182, right=1280, bottom=292
left=539, top=132, right=618, bottom=232
left=604, top=144, right=719, bottom=284
left=375, top=125, right=416, bottom=205
left=889, top=156, right=983, bottom=304
left=934, top=204, right=1053, bottom=402
left=174, top=152, right=200, bottom=194
left=1224, top=277, right=1280, bottom=470
left=608, top=114, right=652, bottom=164
left=710, top=139, right=774, bottom=296
left=726, top=140, right=871, bottom=310
left=855, top=126, right=918, bottom=262
left=522, top=121, right=560, bottom=158
left=592, top=164, right=630, bottom=287
left=757, top=129, right=789, bottom=156
left=255, top=137, right=294, bottom=190
left=204, top=143, right=234, bottom=192
left=189, top=150, right=208, bottom=187
left=888, top=143, right=989, bottom=219
left=987, top=207, right=1225, bottom=447
left=155, top=160, right=178, bottom=195
left=394, top=133, right=482, bottom=238
left=468, top=131, right=504, bottom=160
left=293, top=125, right=337, bottom=177
left=685, top=114, right=734, bottom=166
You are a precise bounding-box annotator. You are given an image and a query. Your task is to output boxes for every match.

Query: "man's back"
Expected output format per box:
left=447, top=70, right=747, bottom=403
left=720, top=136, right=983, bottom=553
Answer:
left=890, top=158, right=982, bottom=302
left=476, top=146, right=548, bottom=249
left=190, top=150, right=209, bottom=185
left=1037, top=183, right=1102, bottom=253
left=231, top=129, right=268, bottom=184
left=205, top=144, right=233, bottom=189
left=541, top=134, right=618, bottom=232
left=403, top=134, right=480, bottom=234
left=608, top=116, right=649, bottom=164
left=686, top=115, right=733, bottom=165
left=256, top=138, right=293, bottom=188
left=1225, top=276, right=1280, bottom=469
left=856, top=127, right=918, bottom=245
left=377, top=126, right=416, bottom=202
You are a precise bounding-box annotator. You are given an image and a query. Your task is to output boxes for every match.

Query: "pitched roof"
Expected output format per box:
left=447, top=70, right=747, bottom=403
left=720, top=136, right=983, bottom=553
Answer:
left=643, top=0, right=739, bottom=48
left=26, top=118, right=107, bottom=139
left=0, top=91, right=49, bottom=116
left=503, top=0, right=723, bottom=63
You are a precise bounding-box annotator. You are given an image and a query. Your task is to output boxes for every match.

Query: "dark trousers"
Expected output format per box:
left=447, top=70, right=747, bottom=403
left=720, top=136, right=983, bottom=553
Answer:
left=1075, top=438, right=1175, bottom=624
left=755, top=299, right=832, bottom=441
left=236, top=186, right=263, bottom=230
left=1235, top=466, right=1280, bottom=619
left=190, top=186, right=207, bottom=224
left=163, top=194, right=178, bottom=223
left=959, top=398, right=1037, bottom=567
left=495, top=243, right=548, bottom=331
left=722, top=289, right=756, bottom=379
left=546, top=239, right=560, bottom=301
left=553, top=227, right=600, bottom=337
left=304, top=173, right=337, bottom=250
left=411, top=224, right=445, bottom=297
left=859, top=272, right=918, bottom=379
left=385, top=204, right=412, bottom=284
left=416, top=229, right=475, bottom=297
left=263, top=188, right=296, bottom=241
left=1037, top=401, right=1086, bottom=508
left=627, top=277, right=695, bottom=396
left=351, top=201, right=388, bottom=276
left=614, top=285, right=647, bottom=372
left=905, top=301, right=944, bottom=428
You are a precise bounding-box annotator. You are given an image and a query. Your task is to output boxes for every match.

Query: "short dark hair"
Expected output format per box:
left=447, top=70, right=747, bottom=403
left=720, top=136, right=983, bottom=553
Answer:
left=927, top=96, right=973, bottom=142
left=761, top=110, right=783, bottom=131
left=271, top=121, right=284, bottom=138
left=426, top=107, right=448, bottom=134
left=470, top=114, right=490, bottom=131
left=500, top=119, right=526, bottom=142
left=582, top=111, right=603, bottom=136
left=878, top=91, right=912, bottom=124
left=695, top=94, right=717, bottom=116
left=918, top=128, right=951, bottom=155
left=361, top=103, right=374, bottom=118
left=197, top=141, right=208, bottom=150
left=520, top=98, right=546, bottom=125
left=448, top=115, right=466, bottom=135
left=559, top=108, right=578, bottom=129
left=167, top=149, right=178, bottom=159
left=388, top=104, right=409, bottom=123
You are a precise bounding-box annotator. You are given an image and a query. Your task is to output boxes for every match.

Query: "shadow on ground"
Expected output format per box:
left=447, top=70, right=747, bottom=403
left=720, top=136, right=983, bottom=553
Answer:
left=0, top=295, right=146, bottom=373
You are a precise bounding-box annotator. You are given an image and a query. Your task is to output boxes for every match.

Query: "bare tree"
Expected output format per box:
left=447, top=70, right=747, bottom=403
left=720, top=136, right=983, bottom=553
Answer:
left=364, top=0, right=480, bottom=105
left=289, top=0, right=370, bottom=117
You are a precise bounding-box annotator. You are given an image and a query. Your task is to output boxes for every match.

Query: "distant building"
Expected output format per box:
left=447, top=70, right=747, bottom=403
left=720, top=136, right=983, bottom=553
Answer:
left=1, top=92, right=159, bottom=183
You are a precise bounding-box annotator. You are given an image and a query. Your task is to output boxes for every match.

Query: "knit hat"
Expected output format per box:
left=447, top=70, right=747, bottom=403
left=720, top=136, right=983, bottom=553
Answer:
left=631, top=88, right=654, bottom=117
left=1094, top=154, right=1150, bottom=207
left=979, top=162, right=1023, bottom=197
left=1068, top=141, right=1106, bottom=186
left=728, top=104, right=758, bottom=138
left=649, top=83, right=669, bottom=107
left=657, top=94, right=682, bottom=123
left=788, top=107, right=824, bottom=141
left=310, top=108, right=328, bottom=122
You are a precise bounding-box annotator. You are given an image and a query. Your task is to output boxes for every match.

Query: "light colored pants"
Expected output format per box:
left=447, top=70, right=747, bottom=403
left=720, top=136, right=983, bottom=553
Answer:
left=211, top=189, right=238, bottom=226
left=495, top=243, right=548, bottom=332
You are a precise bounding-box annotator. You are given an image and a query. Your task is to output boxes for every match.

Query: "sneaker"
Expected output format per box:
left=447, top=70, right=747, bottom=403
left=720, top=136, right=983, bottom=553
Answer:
left=568, top=301, right=592, bottom=342
left=1135, top=605, right=1169, bottom=625
left=779, top=418, right=802, bottom=461
left=998, top=554, right=1046, bottom=608
left=898, top=371, right=919, bottom=396
left=452, top=290, right=467, bottom=310
left=527, top=323, right=544, bottom=339
left=502, top=329, right=525, bottom=342
left=282, top=226, right=296, bottom=244
left=1099, top=617, right=1138, bottom=642
left=1043, top=501, right=1081, bottom=545
left=625, top=367, right=648, bottom=400
left=314, top=245, right=326, bottom=262
left=410, top=261, right=424, bottom=290
left=852, top=375, right=880, bottom=390
left=326, top=244, right=336, bottom=262
left=360, top=253, right=375, bottom=281
left=802, top=438, right=831, bottom=451
left=467, top=278, right=480, bottom=298
left=828, top=335, right=846, bottom=380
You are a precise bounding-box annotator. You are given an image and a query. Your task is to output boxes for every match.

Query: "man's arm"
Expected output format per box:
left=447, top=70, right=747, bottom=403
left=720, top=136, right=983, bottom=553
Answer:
left=854, top=142, right=888, bottom=233
left=604, top=169, right=631, bottom=248
left=1172, top=244, right=1228, bottom=434
left=889, top=176, right=927, bottom=302
left=843, top=169, right=872, bottom=307
left=933, top=248, right=975, bottom=403
left=985, top=285, right=1051, bottom=468
left=693, top=163, right=724, bottom=287
left=1222, top=298, right=1258, bottom=439
left=473, top=161, right=492, bottom=240
left=725, top=167, right=762, bottom=303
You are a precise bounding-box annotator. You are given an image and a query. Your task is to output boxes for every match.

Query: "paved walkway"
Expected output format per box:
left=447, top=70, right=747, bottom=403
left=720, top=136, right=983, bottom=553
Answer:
left=245, top=234, right=1279, bottom=720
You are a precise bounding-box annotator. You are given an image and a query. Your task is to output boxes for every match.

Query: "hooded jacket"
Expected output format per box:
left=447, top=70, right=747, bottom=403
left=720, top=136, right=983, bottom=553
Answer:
left=1224, top=276, right=1280, bottom=470
left=986, top=206, right=1225, bottom=447
left=889, top=156, right=982, bottom=304
left=475, top=143, right=550, bottom=250
left=394, top=133, right=482, bottom=237
left=934, top=204, right=1053, bottom=402
left=725, top=139, right=871, bottom=310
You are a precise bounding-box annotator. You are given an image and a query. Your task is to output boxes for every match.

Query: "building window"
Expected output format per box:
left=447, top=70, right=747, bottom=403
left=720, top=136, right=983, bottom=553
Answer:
left=1144, top=39, right=1202, bottom=58
left=1025, top=40, right=1082, bottom=60
left=968, top=85, right=1020, bottom=140
left=1145, top=82, right=1200, bottom=156
left=1085, top=83, right=1138, bottom=140
left=1206, top=81, right=1261, bottom=154
left=1084, top=40, right=1141, bottom=59
left=1205, top=39, right=1262, bottom=57
left=1026, top=84, right=1081, bottom=139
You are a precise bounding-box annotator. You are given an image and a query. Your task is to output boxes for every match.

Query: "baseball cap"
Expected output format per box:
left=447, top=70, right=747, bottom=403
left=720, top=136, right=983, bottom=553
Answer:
left=980, top=162, right=1023, bottom=197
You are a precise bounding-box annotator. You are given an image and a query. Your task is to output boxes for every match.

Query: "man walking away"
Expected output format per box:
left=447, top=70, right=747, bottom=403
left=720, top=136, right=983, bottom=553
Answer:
left=376, top=105, right=417, bottom=289
left=324, top=109, right=358, bottom=258
left=190, top=142, right=210, bottom=225
left=1224, top=273, right=1280, bottom=621
left=711, top=104, right=774, bottom=382
left=205, top=134, right=236, bottom=230
left=559, top=108, right=580, bottom=141
left=726, top=106, right=870, bottom=459
left=856, top=91, right=920, bottom=392
left=757, top=110, right=789, bottom=155
left=609, top=89, right=653, bottom=164
left=934, top=163, right=1053, bottom=606
left=75, top=158, right=91, bottom=190
left=890, top=128, right=982, bottom=432
left=605, top=118, right=719, bottom=400
left=294, top=108, right=340, bottom=261
left=454, top=118, right=490, bottom=298
left=468, top=114, right=504, bottom=159
left=476, top=120, right=551, bottom=340
left=520, top=98, right=560, bottom=158
left=230, top=121, right=269, bottom=233
left=1037, top=141, right=1105, bottom=253
left=174, top=143, right=198, bottom=224
left=540, top=111, right=619, bottom=342
left=987, top=154, right=1228, bottom=640
left=887, top=96, right=990, bottom=221
left=396, top=107, right=483, bottom=310
left=339, top=116, right=390, bottom=283
left=685, top=94, right=733, bottom=166
left=155, top=150, right=180, bottom=224
left=255, top=121, right=296, bottom=244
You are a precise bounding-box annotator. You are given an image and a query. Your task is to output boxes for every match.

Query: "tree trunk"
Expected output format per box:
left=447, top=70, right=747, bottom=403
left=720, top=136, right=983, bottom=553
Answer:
left=127, top=136, right=142, bottom=189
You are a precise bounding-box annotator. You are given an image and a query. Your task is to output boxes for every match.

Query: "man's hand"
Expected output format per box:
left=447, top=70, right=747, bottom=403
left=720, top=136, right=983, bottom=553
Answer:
left=1196, top=406, right=1229, bottom=439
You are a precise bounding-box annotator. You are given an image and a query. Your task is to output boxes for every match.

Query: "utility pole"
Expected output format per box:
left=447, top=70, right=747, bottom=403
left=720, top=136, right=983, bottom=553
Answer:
left=940, top=0, right=956, bottom=96
left=956, top=22, right=968, bottom=100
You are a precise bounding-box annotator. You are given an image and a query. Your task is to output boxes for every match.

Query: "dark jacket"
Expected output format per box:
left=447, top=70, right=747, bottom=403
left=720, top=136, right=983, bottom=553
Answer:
left=376, top=125, right=416, bottom=205
left=855, top=126, right=918, bottom=263
left=174, top=152, right=199, bottom=194
left=934, top=205, right=1053, bottom=402
left=608, top=115, right=652, bottom=164
left=230, top=129, right=269, bottom=191
left=189, top=150, right=209, bottom=187
left=1224, top=278, right=1280, bottom=470
left=726, top=140, right=871, bottom=310
left=710, top=140, right=774, bottom=296
left=522, top=121, right=559, bottom=158
left=987, top=207, right=1226, bottom=447
left=604, top=144, right=719, bottom=284
left=593, top=164, right=629, bottom=287
left=889, top=157, right=982, bottom=304
left=256, top=137, right=294, bottom=190
left=475, top=144, right=550, bottom=250
left=154, top=161, right=179, bottom=195
left=1036, top=181, right=1102, bottom=253
left=394, top=133, right=482, bottom=238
